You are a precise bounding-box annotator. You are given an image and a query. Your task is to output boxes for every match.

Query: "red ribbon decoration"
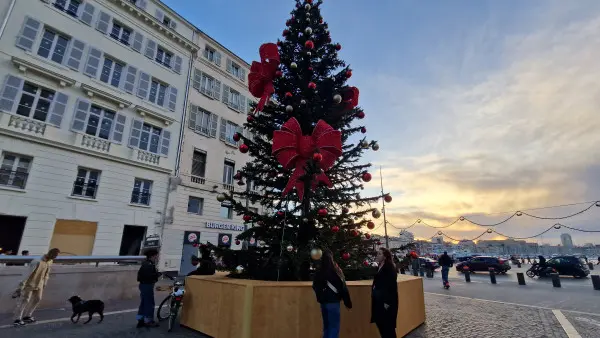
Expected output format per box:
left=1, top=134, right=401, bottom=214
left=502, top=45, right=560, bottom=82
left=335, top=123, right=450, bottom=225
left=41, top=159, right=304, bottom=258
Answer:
left=342, top=86, right=360, bottom=109
left=272, top=118, right=342, bottom=200
left=248, top=43, right=280, bottom=112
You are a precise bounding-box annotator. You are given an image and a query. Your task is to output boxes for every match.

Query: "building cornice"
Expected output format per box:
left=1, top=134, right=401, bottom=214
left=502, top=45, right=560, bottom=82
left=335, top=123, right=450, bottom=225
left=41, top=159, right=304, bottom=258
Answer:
left=81, top=83, right=133, bottom=109
left=11, top=56, right=76, bottom=88
left=135, top=105, right=175, bottom=126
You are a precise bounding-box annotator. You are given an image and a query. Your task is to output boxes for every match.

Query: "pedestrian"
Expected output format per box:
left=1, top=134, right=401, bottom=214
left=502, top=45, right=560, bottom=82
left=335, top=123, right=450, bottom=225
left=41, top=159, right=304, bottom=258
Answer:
left=371, top=248, right=398, bottom=338
left=136, top=248, right=161, bottom=328
left=438, top=251, right=453, bottom=288
left=312, top=249, right=352, bottom=338
left=12, top=248, right=60, bottom=326
left=527, top=256, right=531, bottom=264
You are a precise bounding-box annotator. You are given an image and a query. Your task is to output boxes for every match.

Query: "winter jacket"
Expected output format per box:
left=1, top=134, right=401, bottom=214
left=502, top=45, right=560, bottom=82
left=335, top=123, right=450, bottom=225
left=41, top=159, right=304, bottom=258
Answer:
left=312, top=269, right=352, bottom=308
left=438, top=254, right=453, bottom=267
left=187, top=259, right=216, bottom=276
left=137, top=259, right=160, bottom=284
left=19, top=258, right=52, bottom=291
left=371, top=262, right=398, bottom=326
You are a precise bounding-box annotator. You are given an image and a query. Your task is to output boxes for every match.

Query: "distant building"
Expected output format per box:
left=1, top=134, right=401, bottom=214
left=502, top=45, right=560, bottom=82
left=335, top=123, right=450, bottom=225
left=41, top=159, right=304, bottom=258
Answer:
left=560, top=234, right=574, bottom=248
left=431, top=236, right=443, bottom=244
left=399, top=231, right=414, bottom=245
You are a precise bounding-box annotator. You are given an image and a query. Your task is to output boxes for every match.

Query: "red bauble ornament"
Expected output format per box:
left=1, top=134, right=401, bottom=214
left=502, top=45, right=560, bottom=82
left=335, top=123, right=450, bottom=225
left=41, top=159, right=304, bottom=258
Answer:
left=367, top=221, right=375, bottom=229
left=335, top=43, right=342, bottom=51
left=342, top=252, right=350, bottom=261
left=239, top=144, right=249, bottom=153
left=346, top=70, right=352, bottom=78
left=285, top=92, right=292, bottom=98
left=277, top=211, right=285, bottom=217
left=233, top=133, right=241, bottom=142
left=257, top=221, right=265, bottom=226
left=363, top=260, right=370, bottom=267
left=286, top=19, right=291, bottom=26
left=342, top=207, right=349, bottom=214
left=313, top=153, right=323, bottom=162
left=277, top=41, right=282, bottom=46
left=308, top=66, right=313, bottom=71
left=318, top=208, right=328, bottom=216
left=357, top=111, right=365, bottom=119
left=332, top=226, right=340, bottom=233
left=275, top=70, right=283, bottom=77
left=362, top=172, right=372, bottom=182
left=361, top=127, right=366, bottom=133
left=308, top=82, right=317, bottom=89
left=243, top=215, right=251, bottom=222
left=305, top=40, right=315, bottom=49
left=351, top=229, right=359, bottom=237
left=320, top=18, right=324, bottom=24
left=384, top=194, right=392, bottom=203
left=365, top=233, right=371, bottom=239
left=233, top=172, right=241, bottom=180
left=247, top=115, right=254, bottom=122
left=193, top=243, right=198, bottom=247
left=306, top=0, right=313, bottom=3
left=377, top=241, right=382, bottom=245
left=235, top=240, right=241, bottom=245
left=283, top=29, right=289, bottom=37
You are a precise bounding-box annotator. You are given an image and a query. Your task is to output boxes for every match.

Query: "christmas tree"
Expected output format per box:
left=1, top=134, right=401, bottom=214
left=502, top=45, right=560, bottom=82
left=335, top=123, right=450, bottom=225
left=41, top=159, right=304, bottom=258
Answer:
left=211, top=0, right=389, bottom=281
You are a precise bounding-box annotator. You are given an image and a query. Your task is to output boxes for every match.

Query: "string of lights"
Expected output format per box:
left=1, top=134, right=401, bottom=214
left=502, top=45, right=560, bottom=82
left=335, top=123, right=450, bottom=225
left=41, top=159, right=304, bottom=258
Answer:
left=386, top=200, right=600, bottom=230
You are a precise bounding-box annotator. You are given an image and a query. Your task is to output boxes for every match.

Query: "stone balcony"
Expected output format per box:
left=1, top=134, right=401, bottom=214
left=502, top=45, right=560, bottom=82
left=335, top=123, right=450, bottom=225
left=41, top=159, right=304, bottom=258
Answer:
left=76, top=134, right=111, bottom=153
left=6, top=114, right=46, bottom=136
left=134, top=149, right=160, bottom=166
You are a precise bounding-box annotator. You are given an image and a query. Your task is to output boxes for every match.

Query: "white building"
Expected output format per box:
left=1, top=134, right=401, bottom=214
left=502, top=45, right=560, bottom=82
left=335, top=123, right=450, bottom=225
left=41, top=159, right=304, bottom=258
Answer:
left=0, top=0, right=196, bottom=256
left=431, top=236, right=443, bottom=244
left=398, top=231, right=414, bottom=246
left=560, top=233, right=574, bottom=248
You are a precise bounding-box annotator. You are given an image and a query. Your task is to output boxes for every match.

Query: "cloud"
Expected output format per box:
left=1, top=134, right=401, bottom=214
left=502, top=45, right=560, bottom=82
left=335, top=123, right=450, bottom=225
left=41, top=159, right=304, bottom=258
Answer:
left=361, top=7, right=600, bottom=244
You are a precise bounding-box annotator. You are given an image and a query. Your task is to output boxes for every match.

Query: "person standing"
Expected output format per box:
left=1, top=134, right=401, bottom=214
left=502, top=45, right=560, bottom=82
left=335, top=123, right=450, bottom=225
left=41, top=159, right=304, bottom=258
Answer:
left=312, top=249, right=352, bottom=338
left=136, top=249, right=161, bottom=328
left=438, top=251, right=453, bottom=288
left=13, top=248, right=60, bottom=326
left=187, top=246, right=216, bottom=276
left=371, top=248, right=399, bottom=338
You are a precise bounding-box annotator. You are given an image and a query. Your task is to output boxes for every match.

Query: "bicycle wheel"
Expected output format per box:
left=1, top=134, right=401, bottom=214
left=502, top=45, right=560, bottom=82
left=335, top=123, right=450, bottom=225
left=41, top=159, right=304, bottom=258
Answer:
left=157, top=295, right=171, bottom=321
left=168, top=304, right=179, bottom=332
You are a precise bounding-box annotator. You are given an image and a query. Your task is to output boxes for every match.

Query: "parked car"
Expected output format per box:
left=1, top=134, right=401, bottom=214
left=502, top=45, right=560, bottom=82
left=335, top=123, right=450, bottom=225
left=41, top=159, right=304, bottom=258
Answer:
left=456, top=255, right=478, bottom=262
left=419, top=257, right=440, bottom=270
left=546, top=256, right=589, bottom=278
left=455, top=256, right=511, bottom=273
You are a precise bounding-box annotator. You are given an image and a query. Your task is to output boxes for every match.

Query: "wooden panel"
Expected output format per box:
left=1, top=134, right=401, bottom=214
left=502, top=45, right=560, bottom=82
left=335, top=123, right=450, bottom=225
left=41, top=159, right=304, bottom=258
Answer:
left=180, top=275, right=425, bottom=338
left=49, top=220, right=97, bottom=255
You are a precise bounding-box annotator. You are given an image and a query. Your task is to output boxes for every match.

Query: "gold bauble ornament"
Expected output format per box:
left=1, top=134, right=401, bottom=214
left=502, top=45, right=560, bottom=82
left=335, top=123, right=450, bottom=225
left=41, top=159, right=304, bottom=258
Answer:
left=216, top=193, right=226, bottom=202
left=372, top=209, right=381, bottom=219
left=310, top=248, right=323, bottom=260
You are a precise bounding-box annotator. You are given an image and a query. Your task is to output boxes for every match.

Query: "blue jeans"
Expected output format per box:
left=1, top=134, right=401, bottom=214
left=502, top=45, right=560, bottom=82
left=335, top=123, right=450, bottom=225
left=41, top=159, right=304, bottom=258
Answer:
left=136, top=283, right=155, bottom=322
left=320, top=302, right=341, bottom=338
left=441, top=266, right=449, bottom=285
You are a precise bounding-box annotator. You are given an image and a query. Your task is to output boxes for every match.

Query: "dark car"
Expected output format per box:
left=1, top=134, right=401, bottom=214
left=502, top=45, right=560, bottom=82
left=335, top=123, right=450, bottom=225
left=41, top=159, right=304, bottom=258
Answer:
left=456, top=255, right=478, bottom=262
left=455, top=256, right=511, bottom=273
left=419, top=257, right=440, bottom=270
left=546, top=256, right=589, bottom=278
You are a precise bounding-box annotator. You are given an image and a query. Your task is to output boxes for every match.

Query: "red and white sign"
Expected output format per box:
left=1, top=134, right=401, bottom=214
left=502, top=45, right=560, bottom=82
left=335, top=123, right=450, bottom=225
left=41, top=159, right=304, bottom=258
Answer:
left=187, top=232, right=198, bottom=243
left=249, top=238, right=256, bottom=245
left=221, top=235, right=230, bottom=244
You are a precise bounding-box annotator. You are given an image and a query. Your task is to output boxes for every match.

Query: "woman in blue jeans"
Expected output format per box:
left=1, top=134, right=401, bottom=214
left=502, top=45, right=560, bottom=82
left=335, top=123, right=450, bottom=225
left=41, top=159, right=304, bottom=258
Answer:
left=312, top=250, right=352, bottom=338
left=136, top=249, right=161, bottom=328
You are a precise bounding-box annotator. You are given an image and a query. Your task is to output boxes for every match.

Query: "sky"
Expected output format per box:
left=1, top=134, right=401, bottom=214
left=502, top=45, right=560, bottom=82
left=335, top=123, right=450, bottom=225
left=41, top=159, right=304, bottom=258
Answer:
left=162, top=0, right=600, bottom=245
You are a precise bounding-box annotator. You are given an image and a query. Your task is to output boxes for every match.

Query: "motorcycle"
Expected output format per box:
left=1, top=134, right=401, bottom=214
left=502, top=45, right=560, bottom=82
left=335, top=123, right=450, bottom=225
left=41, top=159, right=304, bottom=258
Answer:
left=526, top=263, right=555, bottom=278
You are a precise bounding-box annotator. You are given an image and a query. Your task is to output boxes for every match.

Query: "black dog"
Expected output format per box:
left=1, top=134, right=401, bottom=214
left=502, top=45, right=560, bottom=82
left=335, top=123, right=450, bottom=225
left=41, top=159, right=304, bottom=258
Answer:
left=68, top=296, right=105, bottom=324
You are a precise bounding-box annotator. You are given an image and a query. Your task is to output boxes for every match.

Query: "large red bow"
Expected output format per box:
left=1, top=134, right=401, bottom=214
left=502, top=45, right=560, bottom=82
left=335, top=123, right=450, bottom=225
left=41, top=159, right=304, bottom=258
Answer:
left=343, top=86, right=360, bottom=109
left=248, top=43, right=280, bottom=112
left=272, top=118, right=342, bottom=200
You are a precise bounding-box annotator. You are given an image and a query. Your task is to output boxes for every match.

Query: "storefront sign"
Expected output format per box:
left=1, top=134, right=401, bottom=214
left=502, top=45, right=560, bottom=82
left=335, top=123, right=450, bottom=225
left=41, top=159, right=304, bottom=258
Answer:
left=248, top=237, right=257, bottom=247
left=143, top=235, right=161, bottom=249
left=219, top=233, right=232, bottom=247
left=206, top=222, right=244, bottom=232
left=183, top=231, right=201, bottom=245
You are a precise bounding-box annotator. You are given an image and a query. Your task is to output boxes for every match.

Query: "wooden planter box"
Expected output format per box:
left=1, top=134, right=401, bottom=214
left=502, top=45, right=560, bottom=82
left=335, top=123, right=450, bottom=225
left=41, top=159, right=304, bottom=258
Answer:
left=180, top=274, right=425, bottom=338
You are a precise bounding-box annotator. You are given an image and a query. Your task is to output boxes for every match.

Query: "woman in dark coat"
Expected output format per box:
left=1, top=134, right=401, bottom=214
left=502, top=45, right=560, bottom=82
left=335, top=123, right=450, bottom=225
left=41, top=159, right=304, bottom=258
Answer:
left=371, top=247, right=398, bottom=338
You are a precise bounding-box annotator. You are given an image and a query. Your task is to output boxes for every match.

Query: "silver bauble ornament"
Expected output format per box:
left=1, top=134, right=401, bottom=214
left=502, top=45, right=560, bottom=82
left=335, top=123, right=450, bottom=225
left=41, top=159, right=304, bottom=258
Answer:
left=291, top=62, right=298, bottom=69
left=372, top=143, right=380, bottom=151
left=286, top=105, right=293, bottom=113
left=259, top=240, right=266, bottom=246
left=235, top=265, right=245, bottom=274
left=306, top=51, right=312, bottom=56
left=301, top=99, right=307, bottom=105
left=372, top=209, right=382, bottom=219
left=216, top=193, right=226, bottom=202
left=333, top=94, right=342, bottom=104
left=305, top=4, right=311, bottom=10
left=287, top=245, right=294, bottom=252
left=305, top=27, right=313, bottom=35
left=361, top=141, right=369, bottom=148
left=303, top=217, right=309, bottom=222
left=310, top=248, right=323, bottom=260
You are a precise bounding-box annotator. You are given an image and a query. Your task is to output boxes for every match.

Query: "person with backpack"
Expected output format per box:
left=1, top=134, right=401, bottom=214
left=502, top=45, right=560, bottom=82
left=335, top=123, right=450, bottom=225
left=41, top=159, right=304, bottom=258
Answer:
left=312, top=249, right=352, bottom=338
left=438, top=251, right=453, bottom=288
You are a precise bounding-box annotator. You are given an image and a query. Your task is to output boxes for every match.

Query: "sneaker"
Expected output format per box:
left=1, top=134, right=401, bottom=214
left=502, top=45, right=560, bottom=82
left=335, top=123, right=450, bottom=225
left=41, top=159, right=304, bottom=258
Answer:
left=22, top=317, right=36, bottom=324
left=13, top=319, right=25, bottom=327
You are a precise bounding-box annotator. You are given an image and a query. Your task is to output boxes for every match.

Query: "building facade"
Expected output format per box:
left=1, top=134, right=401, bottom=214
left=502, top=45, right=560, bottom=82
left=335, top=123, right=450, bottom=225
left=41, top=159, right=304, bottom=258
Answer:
left=560, top=233, right=574, bottom=248
left=0, top=0, right=196, bottom=256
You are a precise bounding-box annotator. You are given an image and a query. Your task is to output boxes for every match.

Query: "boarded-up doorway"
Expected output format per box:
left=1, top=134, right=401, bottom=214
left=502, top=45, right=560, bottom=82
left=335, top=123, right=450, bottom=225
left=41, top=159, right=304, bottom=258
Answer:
left=49, top=220, right=97, bottom=255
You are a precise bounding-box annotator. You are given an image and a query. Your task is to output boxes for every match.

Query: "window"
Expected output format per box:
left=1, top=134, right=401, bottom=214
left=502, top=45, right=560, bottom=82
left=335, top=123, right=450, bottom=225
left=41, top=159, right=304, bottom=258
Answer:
left=220, top=202, right=233, bottom=219
left=200, top=74, right=215, bottom=96
left=72, top=167, right=100, bottom=199
left=37, top=29, right=69, bottom=64
left=54, top=0, right=81, bottom=17
left=223, top=160, right=235, bottom=185
left=0, top=153, right=31, bottom=189
left=110, top=22, right=132, bottom=46
left=187, top=196, right=204, bottom=215
left=192, top=150, right=206, bottom=178
left=85, top=105, right=115, bottom=140
left=131, top=178, right=152, bottom=205
left=205, top=47, right=216, bottom=62
left=148, top=80, right=167, bottom=106
left=224, top=120, right=239, bottom=145
left=162, top=16, right=172, bottom=27
left=139, top=123, right=162, bottom=154
left=230, top=63, right=241, bottom=78
left=229, top=89, right=241, bottom=109
left=99, top=57, right=124, bottom=88
left=188, top=107, right=217, bottom=137
left=16, top=82, right=55, bottom=122
left=155, top=47, right=172, bottom=68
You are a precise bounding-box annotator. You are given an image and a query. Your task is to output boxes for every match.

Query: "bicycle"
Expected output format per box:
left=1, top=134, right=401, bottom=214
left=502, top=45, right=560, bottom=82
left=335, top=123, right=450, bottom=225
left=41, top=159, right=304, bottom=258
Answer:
left=157, top=274, right=185, bottom=332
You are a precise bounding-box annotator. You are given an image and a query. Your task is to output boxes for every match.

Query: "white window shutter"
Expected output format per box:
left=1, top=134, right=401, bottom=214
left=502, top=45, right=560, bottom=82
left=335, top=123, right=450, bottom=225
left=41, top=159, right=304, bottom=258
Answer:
left=80, top=3, right=95, bottom=26
left=226, top=59, right=233, bottom=74
left=16, top=17, right=41, bottom=52
left=214, top=51, right=222, bottom=66
left=167, top=86, right=177, bottom=111
left=96, top=11, right=111, bottom=35
left=210, top=114, right=218, bottom=138
left=128, top=118, right=143, bottom=148
left=112, top=114, right=127, bottom=144
left=160, top=130, right=171, bottom=156
left=66, top=39, right=86, bottom=71
left=192, top=69, right=201, bottom=90
left=239, top=95, right=247, bottom=113
left=173, top=55, right=183, bottom=74
left=122, top=65, right=138, bottom=94
left=155, top=9, right=164, bottom=22
left=222, top=84, right=230, bottom=104
left=203, top=48, right=208, bottom=59
left=188, top=106, right=197, bottom=129
left=71, top=98, right=91, bottom=132
left=0, top=75, right=24, bottom=113
left=239, top=68, right=246, bottom=82
left=132, top=31, right=144, bottom=52
left=48, top=92, right=68, bottom=127
left=136, top=71, right=151, bottom=99
left=219, top=118, right=226, bottom=141
left=83, top=47, right=102, bottom=77
left=144, top=39, right=157, bottom=59
left=136, top=0, right=148, bottom=10
left=169, top=21, right=177, bottom=30
left=213, top=80, right=221, bottom=100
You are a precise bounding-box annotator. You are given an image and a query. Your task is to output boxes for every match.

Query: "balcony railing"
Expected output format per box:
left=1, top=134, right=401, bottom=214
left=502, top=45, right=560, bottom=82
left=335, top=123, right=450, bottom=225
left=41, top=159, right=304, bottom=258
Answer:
left=135, top=149, right=160, bottom=166
left=8, top=115, right=46, bottom=135
left=222, top=183, right=234, bottom=191
left=130, top=190, right=151, bottom=205
left=190, top=175, right=206, bottom=184
left=0, top=169, right=28, bottom=189
left=81, top=134, right=111, bottom=153
left=72, top=180, right=98, bottom=199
